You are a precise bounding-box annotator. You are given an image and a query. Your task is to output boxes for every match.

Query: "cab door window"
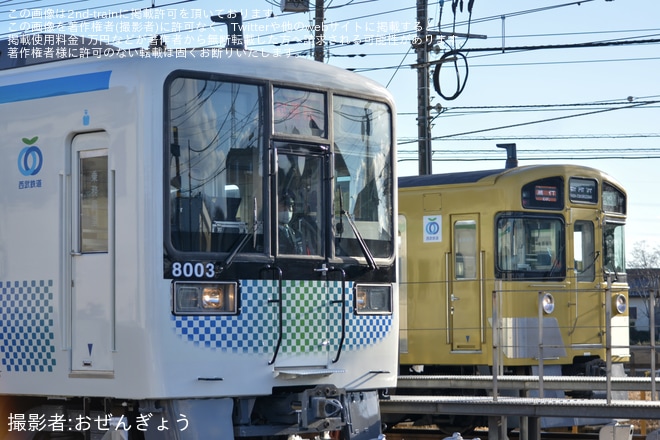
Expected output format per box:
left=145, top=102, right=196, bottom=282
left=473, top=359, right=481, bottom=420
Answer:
left=276, top=144, right=324, bottom=256
left=574, top=220, right=595, bottom=282
left=454, top=220, right=477, bottom=279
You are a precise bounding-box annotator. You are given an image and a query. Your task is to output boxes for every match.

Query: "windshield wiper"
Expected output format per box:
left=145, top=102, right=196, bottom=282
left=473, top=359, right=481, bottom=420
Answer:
left=222, top=197, right=260, bottom=271
left=342, top=210, right=377, bottom=270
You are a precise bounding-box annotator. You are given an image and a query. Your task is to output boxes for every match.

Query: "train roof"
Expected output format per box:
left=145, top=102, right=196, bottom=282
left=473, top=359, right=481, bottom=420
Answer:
left=399, top=169, right=505, bottom=188
left=0, top=34, right=395, bottom=106
left=399, top=163, right=626, bottom=192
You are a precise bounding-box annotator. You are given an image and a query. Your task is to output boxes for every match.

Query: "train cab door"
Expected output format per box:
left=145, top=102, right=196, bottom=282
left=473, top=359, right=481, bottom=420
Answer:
left=570, top=217, right=603, bottom=346
left=273, top=144, right=331, bottom=368
left=449, top=215, right=483, bottom=352
left=69, top=132, right=114, bottom=374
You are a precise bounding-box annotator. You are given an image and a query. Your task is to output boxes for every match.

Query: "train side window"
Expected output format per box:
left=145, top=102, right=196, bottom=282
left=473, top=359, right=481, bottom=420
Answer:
left=398, top=214, right=408, bottom=353
left=454, top=220, right=477, bottom=280
left=79, top=150, right=109, bottom=253
left=574, top=221, right=595, bottom=282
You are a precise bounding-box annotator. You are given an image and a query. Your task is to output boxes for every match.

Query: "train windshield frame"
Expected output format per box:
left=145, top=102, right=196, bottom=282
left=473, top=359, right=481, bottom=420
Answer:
left=332, top=95, right=394, bottom=260
left=495, top=213, right=566, bottom=280
left=163, top=70, right=394, bottom=266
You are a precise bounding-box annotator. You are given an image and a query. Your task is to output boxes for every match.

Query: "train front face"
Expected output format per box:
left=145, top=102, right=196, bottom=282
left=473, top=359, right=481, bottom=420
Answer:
left=398, top=165, right=628, bottom=375
left=491, top=169, right=630, bottom=371
left=162, top=65, right=398, bottom=437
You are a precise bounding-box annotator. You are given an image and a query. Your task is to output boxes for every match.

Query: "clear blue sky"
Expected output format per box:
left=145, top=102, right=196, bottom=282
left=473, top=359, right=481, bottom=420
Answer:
left=2, top=0, right=659, bottom=258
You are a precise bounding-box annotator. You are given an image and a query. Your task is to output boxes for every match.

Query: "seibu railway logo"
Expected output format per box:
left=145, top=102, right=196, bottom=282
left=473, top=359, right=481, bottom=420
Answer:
left=423, top=215, right=442, bottom=242
left=17, top=136, right=44, bottom=190
left=18, top=136, right=43, bottom=176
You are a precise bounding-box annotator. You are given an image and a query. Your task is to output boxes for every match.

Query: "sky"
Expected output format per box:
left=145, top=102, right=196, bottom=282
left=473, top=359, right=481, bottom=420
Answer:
left=1, top=0, right=659, bottom=259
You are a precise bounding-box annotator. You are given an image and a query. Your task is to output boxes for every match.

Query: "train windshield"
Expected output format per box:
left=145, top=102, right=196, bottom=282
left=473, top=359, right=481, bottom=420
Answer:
left=167, top=76, right=265, bottom=254
left=601, top=182, right=626, bottom=278
left=164, top=74, right=394, bottom=261
left=496, top=215, right=565, bottom=280
left=603, top=222, right=626, bottom=275
left=333, top=96, right=394, bottom=259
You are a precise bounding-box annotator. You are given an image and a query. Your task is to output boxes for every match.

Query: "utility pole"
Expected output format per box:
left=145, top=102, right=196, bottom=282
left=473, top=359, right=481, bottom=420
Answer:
left=413, top=1, right=486, bottom=176
left=314, top=0, right=324, bottom=62
left=415, top=0, right=432, bottom=175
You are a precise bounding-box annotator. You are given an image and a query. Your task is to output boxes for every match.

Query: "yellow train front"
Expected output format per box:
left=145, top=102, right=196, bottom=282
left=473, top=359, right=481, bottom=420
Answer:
left=398, top=159, right=629, bottom=384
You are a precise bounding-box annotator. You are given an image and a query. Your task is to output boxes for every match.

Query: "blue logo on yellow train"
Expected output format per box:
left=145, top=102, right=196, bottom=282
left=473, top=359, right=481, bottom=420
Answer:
left=423, top=215, right=442, bottom=242
left=18, top=136, right=42, bottom=176
left=425, top=218, right=440, bottom=235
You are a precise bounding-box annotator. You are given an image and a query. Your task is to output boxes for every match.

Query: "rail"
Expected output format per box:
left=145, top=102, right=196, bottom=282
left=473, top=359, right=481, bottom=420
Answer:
left=396, top=374, right=660, bottom=392
left=381, top=395, right=660, bottom=420
left=386, top=284, right=660, bottom=440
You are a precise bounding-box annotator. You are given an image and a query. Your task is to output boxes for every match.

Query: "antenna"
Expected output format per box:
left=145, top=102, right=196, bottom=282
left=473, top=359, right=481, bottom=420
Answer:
left=497, top=143, right=518, bottom=169
left=211, top=13, right=245, bottom=50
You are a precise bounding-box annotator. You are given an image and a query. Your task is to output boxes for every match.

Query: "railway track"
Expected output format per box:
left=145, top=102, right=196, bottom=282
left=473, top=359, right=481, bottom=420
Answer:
left=385, top=426, right=650, bottom=440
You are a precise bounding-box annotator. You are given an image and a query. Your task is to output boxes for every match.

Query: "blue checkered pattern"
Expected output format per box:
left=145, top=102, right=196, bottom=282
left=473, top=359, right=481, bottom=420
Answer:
left=174, top=280, right=278, bottom=353
left=172, top=279, right=392, bottom=353
left=0, top=280, right=56, bottom=372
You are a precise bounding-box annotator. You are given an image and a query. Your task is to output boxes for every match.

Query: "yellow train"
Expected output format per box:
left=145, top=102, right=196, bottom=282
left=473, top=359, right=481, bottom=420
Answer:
left=398, top=146, right=629, bottom=383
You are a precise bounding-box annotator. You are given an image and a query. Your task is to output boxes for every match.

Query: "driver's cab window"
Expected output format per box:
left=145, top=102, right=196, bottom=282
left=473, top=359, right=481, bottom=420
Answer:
left=167, top=75, right=264, bottom=255
left=276, top=145, right=323, bottom=256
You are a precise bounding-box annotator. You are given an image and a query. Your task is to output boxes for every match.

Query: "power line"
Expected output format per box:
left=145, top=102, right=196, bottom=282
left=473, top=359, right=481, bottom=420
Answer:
left=456, top=38, right=660, bottom=54
left=397, top=149, right=660, bottom=162
left=346, top=41, right=660, bottom=73
left=395, top=98, right=660, bottom=119
left=419, top=100, right=660, bottom=143
left=397, top=134, right=660, bottom=143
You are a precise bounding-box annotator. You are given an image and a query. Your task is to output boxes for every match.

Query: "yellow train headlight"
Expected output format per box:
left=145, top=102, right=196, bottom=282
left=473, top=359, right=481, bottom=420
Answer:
left=540, top=292, right=555, bottom=314
left=355, top=284, right=392, bottom=315
left=173, top=282, right=237, bottom=315
left=612, top=293, right=627, bottom=315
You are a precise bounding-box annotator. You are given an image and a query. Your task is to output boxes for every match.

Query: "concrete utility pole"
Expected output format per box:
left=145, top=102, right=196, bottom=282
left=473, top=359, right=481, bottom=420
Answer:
left=280, top=1, right=323, bottom=62
left=415, top=0, right=433, bottom=175
left=314, top=0, right=324, bottom=62
left=414, top=1, right=486, bottom=176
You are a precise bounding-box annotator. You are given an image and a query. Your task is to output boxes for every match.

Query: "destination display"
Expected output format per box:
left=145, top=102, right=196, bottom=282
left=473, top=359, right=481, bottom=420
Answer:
left=569, top=177, right=598, bottom=204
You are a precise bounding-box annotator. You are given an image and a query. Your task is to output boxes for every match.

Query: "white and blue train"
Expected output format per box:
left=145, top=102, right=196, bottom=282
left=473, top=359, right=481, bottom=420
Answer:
left=0, top=17, right=398, bottom=440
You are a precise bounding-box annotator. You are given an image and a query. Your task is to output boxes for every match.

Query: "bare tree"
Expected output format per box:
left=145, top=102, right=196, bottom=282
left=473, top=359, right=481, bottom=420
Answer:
left=629, top=240, right=660, bottom=269
left=628, top=241, right=660, bottom=342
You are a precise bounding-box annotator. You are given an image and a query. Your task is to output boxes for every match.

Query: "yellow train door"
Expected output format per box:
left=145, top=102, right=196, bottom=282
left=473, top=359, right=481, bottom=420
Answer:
left=571, top=217, right=604, bottom=347
left=449, top=214, right=483, bottom=352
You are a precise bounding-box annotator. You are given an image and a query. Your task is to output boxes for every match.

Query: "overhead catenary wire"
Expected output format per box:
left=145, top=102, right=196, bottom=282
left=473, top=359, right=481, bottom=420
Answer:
left=0, top=0, right=617, bottom=54
left=396, top=100, right=660, bottom=145
left=395, top=145, right=660, bottom=163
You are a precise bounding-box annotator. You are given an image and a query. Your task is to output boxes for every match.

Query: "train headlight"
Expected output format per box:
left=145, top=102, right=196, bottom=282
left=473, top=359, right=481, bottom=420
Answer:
left=173, top=282, right=237, bottom=315
left=540, top=292, right=555, bottom=314
left=355, top=284, right=392, bottom=315
left=612, top=293, right=627, bottom=315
